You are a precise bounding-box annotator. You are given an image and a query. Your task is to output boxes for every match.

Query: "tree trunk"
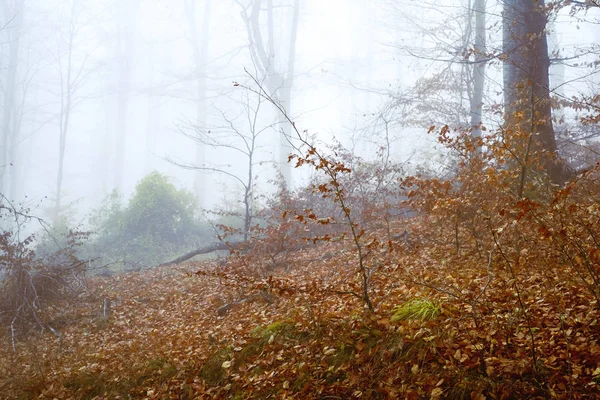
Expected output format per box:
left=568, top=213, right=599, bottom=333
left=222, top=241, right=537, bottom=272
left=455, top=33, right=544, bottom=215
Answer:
left=1, top=0, right=25, bottom=198
left=114, top=0, right=139, bottom=192
left=144, top=57, right=159, bottom=174
left=278, top=0, right=299, bottom=186
left=470, top=0, right=486, bottom=141
left=186, top=0, right=211, bottom=204
left=244, top=0, right=299, bottom=188
left=55, top=3, right=76, bottom=217
left=503, top=0, right=567, bottom=185
left=9, top=88, right=26, bottom=201
left=158, top=241, right=238, bottom=267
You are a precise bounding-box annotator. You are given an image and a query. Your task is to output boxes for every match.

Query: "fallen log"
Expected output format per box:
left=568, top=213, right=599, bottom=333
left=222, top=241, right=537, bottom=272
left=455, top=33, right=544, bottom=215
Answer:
left=158, top=241, right=240, bottom=267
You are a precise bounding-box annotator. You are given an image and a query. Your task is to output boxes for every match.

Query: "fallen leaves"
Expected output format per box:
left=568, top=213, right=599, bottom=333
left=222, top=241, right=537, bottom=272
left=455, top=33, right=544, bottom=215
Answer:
left=1, top=167, right=600, bottom=398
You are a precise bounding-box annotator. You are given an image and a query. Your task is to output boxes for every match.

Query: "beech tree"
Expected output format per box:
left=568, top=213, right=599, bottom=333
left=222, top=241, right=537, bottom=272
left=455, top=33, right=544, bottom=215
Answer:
left=236, top=0, right=300, bottom=187
left=50, top=0, right=96, bottom=218
left=184, top=0, right=212, bottom=202
left=502, top=0, right=568, bottom=186
left=0, top=0, right=26, bottom=200
left=469, top=0, right=486, bottom=142
left=374, top=0, right=492, bottom=171
left=113, top=0, right=140, bottom=191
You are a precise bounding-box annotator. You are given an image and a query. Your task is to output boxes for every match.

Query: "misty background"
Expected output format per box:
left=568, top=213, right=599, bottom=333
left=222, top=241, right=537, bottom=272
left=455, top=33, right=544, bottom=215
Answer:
left=1, top=0, right=599, bottom=222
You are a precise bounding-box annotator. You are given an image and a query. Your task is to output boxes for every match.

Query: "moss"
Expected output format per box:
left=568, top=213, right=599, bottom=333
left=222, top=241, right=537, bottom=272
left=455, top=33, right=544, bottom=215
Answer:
left=251, top=320, right=296, bottom=341
left=63, top=372, right=131, bottom=399
left=199, top=347, right=232, bottom=387
left=328, top=343, right=355, bottom=367
left=236, top=320, right=303, bottom=366
left=391, top=298, right=441, bottom=322
left=238, top=341, right=264, bottom=363
left=62, top=357, right=180, bottom=398
left=143, top=357, right=178, bottom=382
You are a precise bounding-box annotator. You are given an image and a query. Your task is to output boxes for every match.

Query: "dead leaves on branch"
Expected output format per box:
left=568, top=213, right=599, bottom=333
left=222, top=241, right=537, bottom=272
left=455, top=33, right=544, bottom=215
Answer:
left=1, top=153, right=600, bottom=398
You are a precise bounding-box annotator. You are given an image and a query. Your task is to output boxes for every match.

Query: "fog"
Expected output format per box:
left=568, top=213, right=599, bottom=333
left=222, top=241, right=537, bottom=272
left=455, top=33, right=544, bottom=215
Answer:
left=4, top=2, right=600, bottom=397
left=1, top=0, right=599, bottom=220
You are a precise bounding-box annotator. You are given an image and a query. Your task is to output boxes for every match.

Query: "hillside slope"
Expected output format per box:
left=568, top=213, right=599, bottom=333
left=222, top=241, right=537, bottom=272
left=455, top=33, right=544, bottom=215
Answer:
left=1, top=230, right=599, bottom=399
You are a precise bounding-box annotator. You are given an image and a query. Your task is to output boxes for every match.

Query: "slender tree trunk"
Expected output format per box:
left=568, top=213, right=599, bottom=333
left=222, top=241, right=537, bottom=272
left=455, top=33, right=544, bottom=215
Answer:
left=145, top=59, right=158, bottom=174
left=244, top=150, right=253, bottom=242
left=244, top=0, right=299, bottom=188
left=9, top=83, right=26, bottom=201
left=114, top=74, right=129, bottom=191
left=55, top=2, right=75, bottom=218
left=277, top=0, right=299, bottom=186
left=470, top=0, right=486, bottom=141
left=186, top=0, right=211, bottom=204
left=1, top=0, right=25, bottom=198
left=503, top=0, right=566, bottom=185
left=114, top=0, right=139, bottom=191
left=547, top=19, right=565, bottom=122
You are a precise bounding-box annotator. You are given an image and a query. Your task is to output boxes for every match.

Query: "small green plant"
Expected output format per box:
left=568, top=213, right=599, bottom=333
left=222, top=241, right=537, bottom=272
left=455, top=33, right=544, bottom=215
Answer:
left=251, top=320, right=296, bottom=340
left=64, top=372, right=129, bottom=398
left=137, top=357, right=178, bottom=384
left=199, top=347, right=232, bottom=386
left=391, top=298, right=441, bottom=322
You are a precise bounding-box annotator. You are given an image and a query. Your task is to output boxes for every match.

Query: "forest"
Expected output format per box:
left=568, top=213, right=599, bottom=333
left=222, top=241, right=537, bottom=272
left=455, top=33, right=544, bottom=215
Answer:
left=1, top=0, right=600, bottom=398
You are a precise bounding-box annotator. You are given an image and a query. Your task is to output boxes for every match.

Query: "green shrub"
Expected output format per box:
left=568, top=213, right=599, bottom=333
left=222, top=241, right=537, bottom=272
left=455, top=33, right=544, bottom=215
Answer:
left=89, top=172, right=211, bottom=269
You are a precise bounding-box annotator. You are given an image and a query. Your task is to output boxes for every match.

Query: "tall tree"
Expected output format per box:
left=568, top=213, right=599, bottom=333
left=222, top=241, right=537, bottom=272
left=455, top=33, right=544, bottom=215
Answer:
left=44, top=0, right=103, bottom=217
left=144, top=55, right=159, bottom=175
left=383, top=0, right=490, bottom=132
left=113, top=0, right=140, bottom=191
left=184, top=0, right=211, bottom=203
left=52, top=0, right=90, bottom=217
left=502, top=0, right=567, bottom=186
left=469, top=0, right=486, bottom=142
left=0, top=0, right=26, bottom=199
left=237, top=0, right=300, bottom=187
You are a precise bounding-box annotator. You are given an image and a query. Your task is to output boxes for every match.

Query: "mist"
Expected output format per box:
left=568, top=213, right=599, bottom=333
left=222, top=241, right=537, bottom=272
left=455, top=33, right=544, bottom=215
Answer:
left=2, top=0, right=597, bottom=220
left=2, top=1, right=600, bottom=398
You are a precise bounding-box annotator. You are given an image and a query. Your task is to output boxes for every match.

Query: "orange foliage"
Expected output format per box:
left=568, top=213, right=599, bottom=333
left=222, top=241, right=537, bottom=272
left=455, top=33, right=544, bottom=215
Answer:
left=1, top=124, right=600, bottom=398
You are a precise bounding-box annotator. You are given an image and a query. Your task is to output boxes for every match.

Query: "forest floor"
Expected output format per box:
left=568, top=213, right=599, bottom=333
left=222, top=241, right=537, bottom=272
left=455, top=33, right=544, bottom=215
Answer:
left=1, top=234, right=599, bottom=399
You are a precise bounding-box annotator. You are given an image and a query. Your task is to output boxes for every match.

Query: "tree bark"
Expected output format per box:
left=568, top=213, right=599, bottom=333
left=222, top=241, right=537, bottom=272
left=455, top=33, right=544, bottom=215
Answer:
left=503, top=0, right=567, bottom=185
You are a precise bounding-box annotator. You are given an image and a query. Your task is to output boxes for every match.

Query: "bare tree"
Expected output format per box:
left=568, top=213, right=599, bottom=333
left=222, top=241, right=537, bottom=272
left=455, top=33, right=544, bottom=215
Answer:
left=144, top=55, right=159, bottom=175
left=0, top=0, right=26, bottom=199
left=184, top=0, right=212, bottom=203
left=236, top=0, right=300, bottom=187
left=380, top=0, right=492, bottom=135
left=51, top=0, right=95, bottom=218
left=172, top=80, right=274, bottom=241
left=113, top=0, right=140, bottom=192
